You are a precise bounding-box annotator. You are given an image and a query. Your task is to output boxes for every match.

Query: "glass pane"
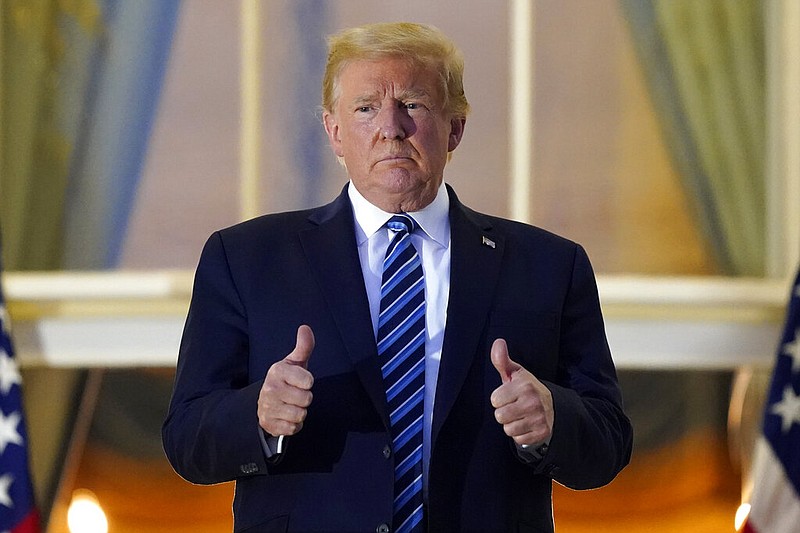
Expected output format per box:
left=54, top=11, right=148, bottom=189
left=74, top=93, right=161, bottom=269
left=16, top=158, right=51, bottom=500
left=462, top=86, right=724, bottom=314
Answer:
left=120, top=2, right=242, bottom=269
left=532, top=0, right=720, bottom=275
left=35, top=2, right=753, bottom=533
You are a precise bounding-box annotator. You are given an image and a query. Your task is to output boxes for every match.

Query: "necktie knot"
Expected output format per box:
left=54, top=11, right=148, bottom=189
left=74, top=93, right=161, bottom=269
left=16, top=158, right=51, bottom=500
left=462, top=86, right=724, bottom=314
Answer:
left=387, top=214, right=417, bottom=235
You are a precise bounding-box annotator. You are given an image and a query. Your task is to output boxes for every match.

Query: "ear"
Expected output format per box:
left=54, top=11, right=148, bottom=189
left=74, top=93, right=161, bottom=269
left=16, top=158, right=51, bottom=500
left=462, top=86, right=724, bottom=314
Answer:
left=323, top=111, right=345, bottom=157
left=448, top=117, right=466, bottom=152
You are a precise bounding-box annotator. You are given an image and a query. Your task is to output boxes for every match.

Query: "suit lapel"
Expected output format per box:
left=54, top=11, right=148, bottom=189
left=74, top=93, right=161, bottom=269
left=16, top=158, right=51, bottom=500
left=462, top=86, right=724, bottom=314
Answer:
left=431, top=186, right=505, bottom=448
left=299, top=187, right=390, bottom=429
left=298, top=185, right=506, bottom=439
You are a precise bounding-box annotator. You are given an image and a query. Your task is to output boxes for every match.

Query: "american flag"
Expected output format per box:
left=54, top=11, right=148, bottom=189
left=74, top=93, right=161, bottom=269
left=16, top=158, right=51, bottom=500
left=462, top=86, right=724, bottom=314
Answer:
left=744, top=269, right=800, bottom=533
left=0, top=275, right=40, bottom=532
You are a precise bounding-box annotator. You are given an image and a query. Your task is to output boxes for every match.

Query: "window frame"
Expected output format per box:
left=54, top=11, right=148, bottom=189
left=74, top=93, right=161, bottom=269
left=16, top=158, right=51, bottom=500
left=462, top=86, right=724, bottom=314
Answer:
left=3, top=0, right=798, bottom=371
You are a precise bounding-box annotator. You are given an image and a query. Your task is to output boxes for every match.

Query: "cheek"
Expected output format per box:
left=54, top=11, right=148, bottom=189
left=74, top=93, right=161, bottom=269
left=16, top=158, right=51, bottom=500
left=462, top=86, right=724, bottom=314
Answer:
left=344, top=125, right=376, bottom=152
left=419, top=133, right=451, bottom=165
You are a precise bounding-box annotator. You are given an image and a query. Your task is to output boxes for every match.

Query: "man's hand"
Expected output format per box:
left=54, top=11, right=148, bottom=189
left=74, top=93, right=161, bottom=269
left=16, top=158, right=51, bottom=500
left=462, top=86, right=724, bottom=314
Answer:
left=490, top=338, right=554, bottom=447
left=258, top=325, right=315, bottom=437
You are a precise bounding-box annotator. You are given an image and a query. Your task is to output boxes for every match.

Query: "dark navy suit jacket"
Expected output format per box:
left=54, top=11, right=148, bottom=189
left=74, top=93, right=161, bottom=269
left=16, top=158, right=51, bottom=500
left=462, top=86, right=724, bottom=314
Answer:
left=162, top=184, right=632, bottom=532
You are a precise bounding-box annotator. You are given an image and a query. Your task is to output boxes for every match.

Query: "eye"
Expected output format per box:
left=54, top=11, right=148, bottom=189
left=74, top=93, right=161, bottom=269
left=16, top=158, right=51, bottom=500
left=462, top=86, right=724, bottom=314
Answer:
left=403, top=102, right=420, bottom=110
left=356, top=106, right=372, bottom=113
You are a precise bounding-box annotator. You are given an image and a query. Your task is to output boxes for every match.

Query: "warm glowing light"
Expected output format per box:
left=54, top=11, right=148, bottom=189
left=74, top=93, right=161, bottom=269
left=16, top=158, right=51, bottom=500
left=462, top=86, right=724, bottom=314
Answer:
left=67, top=489, right=108, bottom=533
left=735, top=503, right=751, bottom=531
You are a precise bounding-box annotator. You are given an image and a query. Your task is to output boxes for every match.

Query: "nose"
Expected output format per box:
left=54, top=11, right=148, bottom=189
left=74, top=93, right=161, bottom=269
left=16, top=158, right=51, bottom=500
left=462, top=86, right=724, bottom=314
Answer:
left=377, top=105, right=407, bottom=140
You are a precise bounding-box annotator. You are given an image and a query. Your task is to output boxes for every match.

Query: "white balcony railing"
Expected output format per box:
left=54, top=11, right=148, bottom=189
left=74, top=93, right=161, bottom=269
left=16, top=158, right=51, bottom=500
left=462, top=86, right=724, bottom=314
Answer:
left=2, top=271, right=791, bottom=370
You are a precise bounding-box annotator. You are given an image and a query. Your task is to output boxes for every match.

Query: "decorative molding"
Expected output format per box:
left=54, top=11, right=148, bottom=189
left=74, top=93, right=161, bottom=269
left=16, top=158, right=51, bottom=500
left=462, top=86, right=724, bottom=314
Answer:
left=2, top=271, right=788, bottom=370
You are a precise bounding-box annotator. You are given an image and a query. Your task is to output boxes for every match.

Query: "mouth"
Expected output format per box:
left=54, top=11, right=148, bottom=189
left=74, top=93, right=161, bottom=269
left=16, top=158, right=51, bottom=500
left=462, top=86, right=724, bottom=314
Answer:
left=376, top=155, right=414, bottom=165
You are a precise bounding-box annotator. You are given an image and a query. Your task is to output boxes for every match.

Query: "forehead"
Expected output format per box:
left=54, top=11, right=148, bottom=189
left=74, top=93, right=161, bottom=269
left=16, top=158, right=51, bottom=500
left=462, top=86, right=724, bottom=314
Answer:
left=336, top=57, right=442, bottom=101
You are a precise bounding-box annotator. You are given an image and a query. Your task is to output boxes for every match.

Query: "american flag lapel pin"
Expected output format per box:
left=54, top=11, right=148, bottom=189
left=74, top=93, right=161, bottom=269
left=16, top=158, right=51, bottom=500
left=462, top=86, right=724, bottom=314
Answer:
left=482, top=235, right=496, bottom=249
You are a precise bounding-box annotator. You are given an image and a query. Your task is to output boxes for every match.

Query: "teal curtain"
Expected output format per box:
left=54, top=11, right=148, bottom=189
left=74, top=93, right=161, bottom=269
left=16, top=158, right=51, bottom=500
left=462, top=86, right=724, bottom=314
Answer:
left=620, top=0, right=765, bottom=277
left=613, top=0, right=766, bottom=517
left=1, top=1, right=180, bottom=524
left=61, top=0, right=181, bottom=269
left=1, top=0, right=181, bottom=271
left=1, top=0, right=76, bottom=270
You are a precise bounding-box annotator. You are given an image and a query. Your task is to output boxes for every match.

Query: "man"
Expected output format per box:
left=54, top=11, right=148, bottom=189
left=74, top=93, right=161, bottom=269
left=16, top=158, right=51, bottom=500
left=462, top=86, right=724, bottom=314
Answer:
left=163, top=22, right=632, bottom=533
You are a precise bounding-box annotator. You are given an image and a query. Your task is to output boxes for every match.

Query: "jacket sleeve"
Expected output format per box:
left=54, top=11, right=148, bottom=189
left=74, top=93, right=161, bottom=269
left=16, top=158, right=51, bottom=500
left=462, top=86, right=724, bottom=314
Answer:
left=532, top=244, right=633, bottom=489
left=162, top=231, right=270, bottom=485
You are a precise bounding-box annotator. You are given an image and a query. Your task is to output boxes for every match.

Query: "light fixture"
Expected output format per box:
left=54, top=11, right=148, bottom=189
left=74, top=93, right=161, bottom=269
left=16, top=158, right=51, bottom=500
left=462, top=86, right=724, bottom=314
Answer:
left=67, top=489, right=109, bottom=533
left=734, top=502, right=751, bottom=531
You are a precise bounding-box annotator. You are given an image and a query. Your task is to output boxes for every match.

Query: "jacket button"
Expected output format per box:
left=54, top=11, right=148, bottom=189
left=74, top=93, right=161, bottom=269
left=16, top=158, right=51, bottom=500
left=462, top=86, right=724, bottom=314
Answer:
left=376, top=524, right=390, bottom=533
left=239, top=462, right=258, bottom=474
left=382, top=445, right=392, bottom=459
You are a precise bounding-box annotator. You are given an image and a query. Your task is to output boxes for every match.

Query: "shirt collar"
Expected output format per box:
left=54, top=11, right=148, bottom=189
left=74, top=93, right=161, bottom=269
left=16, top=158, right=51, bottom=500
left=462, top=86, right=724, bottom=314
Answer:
left=348, top=181, right=450, bottom=248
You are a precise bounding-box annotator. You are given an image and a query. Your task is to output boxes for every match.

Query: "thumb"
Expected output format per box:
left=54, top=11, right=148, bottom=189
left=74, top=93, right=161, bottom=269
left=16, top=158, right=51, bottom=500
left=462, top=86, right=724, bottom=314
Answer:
left=286, top=325, right=315, bottom=368
left=490, top=338, right=519, bottom=383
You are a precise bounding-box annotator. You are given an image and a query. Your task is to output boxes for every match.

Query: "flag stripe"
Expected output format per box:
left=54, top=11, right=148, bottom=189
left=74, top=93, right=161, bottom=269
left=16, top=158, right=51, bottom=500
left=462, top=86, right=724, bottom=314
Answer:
left=746, top=437, right=800, bottom=532
left=745, top=268, right=800, bottom=533
left=0, top=263, right=40, bottom=531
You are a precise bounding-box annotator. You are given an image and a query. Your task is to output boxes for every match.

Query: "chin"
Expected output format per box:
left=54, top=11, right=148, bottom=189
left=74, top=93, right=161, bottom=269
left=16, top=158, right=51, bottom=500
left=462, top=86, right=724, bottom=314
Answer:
left=375, top=170, right=422, bottom=191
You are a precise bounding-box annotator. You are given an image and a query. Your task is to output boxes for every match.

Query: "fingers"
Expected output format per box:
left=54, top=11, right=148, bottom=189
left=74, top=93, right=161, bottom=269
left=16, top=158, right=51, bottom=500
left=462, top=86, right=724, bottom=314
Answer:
left=267, top=380, right=313, bottom=409
left=489, top=339, right=554, bottom=446
left=492, top=385, right=553, bottom=446
left=262, top=416, right=304, bottom=437
left=260, top=401, right=310, bottom=436
left=497, top=419, right=549, bottom=446
left=492, top=382, right=542, bottom=426
left=258, top=325, right=316, bottom=436
left=493, top=397, right=550, bottom=442
left=259, top=370, right=313, bottom=436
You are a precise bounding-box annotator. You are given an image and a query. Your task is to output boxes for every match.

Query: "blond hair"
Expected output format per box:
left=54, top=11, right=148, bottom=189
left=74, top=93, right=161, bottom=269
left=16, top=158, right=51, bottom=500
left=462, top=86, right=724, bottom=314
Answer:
left=322, top=22, right=470, bottom=118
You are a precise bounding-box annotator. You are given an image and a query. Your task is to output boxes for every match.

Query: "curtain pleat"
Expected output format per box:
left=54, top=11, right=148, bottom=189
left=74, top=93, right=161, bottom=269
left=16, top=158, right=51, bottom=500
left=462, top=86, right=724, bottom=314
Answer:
left=1, top=0, right=74, bottom=270
left=61, top=0, right=181, bottom=269
left=1, top=2, right=180, bottom=525
left=621, top=0, right=765, bottom=276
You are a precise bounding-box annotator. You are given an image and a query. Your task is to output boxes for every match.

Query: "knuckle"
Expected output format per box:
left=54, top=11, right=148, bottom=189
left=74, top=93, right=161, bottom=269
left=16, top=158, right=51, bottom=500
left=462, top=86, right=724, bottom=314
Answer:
left=291, top=408, right=307, bottom=424
left=490, top=392, right=502, bottom=408
left=267, top=362, right=285, bottom=378
left=520, top=397, right=538, bottom=413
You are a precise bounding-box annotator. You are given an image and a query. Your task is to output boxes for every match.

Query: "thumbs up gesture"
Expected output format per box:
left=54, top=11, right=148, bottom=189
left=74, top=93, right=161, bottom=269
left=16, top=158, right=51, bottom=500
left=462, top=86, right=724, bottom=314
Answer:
left=490, top=338, right=554, bottom=447
left=258, top=325, right=315, bottom=437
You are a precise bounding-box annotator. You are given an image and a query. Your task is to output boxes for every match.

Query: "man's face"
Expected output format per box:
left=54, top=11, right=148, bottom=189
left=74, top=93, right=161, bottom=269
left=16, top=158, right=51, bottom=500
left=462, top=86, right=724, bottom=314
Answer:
left=323, top=57, right=466, bottom=213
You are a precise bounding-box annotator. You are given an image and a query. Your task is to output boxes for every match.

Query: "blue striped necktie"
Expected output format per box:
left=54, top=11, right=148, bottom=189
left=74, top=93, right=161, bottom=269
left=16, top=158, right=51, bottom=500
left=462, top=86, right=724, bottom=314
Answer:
left=378, top=214, right=425, bottom=533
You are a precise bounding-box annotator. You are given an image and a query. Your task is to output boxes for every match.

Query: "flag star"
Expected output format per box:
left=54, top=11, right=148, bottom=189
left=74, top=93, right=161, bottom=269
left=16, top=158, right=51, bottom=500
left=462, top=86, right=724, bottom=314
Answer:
left=783, top=328, right=800, bottom=374
left=0, top=350, right=21, bottom=396
left=0, top=473, right=13, bottom=508
left=771, top=385, right=800, bottom=433
left=0, top=411, right=23, bottom=454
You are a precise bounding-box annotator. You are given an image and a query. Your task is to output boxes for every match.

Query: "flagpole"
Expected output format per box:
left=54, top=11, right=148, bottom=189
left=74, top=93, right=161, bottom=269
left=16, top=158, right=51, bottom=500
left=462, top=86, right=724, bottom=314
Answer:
left=43, top=369, right=105, bottom=530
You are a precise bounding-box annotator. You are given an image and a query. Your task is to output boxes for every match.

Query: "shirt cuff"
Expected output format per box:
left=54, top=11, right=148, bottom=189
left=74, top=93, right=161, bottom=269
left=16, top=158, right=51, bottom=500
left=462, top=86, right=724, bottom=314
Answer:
left=259, top=430, right=286, bottom=459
